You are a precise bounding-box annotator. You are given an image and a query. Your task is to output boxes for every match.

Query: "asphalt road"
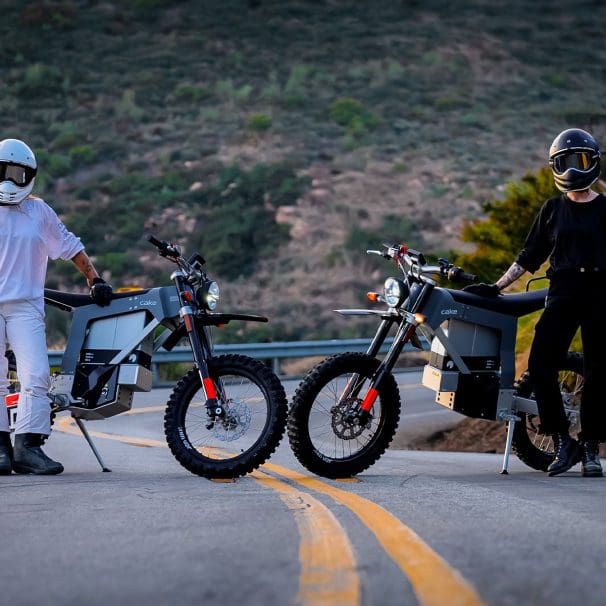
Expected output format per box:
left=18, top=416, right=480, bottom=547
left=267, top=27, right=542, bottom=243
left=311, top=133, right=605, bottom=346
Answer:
left=1, top=372, right=605, bottom=606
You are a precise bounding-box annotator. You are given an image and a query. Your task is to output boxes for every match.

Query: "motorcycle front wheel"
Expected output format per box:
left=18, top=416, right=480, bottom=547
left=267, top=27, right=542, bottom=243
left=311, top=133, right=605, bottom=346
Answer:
left=164, top=354, right=287, bottom=478
left=287, top=352, right=401, bottom=478
left=512, top=351, right=584, bottom=472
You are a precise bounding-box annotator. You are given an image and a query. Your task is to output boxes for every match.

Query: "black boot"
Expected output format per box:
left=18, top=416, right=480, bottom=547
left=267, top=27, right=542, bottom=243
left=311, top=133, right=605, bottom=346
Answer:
left=547, top=433, right=582, bottom=476
left=580, top=440, right=603, bottom=478
left=0, top=432, right=13, bottom=475
left=13, top=433, right=64, bottom=475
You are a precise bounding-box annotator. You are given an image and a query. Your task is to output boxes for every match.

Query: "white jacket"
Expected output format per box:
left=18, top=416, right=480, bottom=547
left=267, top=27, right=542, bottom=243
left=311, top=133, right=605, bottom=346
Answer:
left=0, top=196, right=84, bottom=313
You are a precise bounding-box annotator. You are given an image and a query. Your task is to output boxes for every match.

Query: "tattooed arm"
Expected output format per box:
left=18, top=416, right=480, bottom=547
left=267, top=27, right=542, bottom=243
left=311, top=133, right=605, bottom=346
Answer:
left=495, top=262, right=527, bottom=291
left=71, top=250, right=113, bottom=306
left=71, top=250, right=101, bottom=286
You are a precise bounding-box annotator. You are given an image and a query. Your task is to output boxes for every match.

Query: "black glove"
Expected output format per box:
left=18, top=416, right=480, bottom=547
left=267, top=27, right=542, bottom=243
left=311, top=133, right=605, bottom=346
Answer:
left=462, top=282, right=500, bottom=297
left=90, top=277, right=113, bottom=306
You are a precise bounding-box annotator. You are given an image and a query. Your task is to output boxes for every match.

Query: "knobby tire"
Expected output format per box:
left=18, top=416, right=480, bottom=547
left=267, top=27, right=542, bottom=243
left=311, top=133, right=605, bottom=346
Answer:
left=164, top=354, right=287, bottom=478
left=288, top=352, right=401, bottom=478
left=512, top=351, right=584, bottom=472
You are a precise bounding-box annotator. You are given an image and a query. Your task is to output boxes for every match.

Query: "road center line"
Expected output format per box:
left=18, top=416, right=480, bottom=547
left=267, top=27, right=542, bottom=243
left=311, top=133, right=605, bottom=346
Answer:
left=263, top=462, right=486, bottom=606
left=55, top=416, right=360, bottom=606
left=252, top=470, right=360, bottom=606
left=55, top=414, right=485, bottom=606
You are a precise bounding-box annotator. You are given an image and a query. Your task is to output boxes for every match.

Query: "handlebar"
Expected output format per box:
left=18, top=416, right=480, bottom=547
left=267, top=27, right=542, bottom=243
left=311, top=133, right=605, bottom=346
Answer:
left=367, top=244, right=478, bottom=284
left=146, top=233, right=208, bottom=287
left=146, top=234, right=182, bottom=259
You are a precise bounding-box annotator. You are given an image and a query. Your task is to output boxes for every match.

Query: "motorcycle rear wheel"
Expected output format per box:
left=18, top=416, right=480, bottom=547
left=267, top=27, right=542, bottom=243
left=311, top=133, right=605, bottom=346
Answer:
left=287, top=352, right=401, bottom=478
left=164, top=354, right=287, bottom=478
left=512, top=351, right=584, bottom=472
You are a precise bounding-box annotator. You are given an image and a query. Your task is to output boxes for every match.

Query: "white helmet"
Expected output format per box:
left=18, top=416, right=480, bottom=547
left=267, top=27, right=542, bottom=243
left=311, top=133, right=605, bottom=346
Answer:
left=0, top=139, right=37, bottom=205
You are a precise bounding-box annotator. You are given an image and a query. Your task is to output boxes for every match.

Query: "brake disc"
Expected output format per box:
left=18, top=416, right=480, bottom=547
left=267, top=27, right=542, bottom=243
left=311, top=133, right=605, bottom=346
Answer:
left=211, top=401, right=252, bottom=442
left=330, top=400, right=368, bottom=440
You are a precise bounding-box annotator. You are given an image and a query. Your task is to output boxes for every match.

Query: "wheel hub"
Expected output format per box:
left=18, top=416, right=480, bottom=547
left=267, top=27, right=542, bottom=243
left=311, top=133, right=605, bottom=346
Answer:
left=210, top=400, right=252, bottom=442
left=330, top=400, right=370, bottom=440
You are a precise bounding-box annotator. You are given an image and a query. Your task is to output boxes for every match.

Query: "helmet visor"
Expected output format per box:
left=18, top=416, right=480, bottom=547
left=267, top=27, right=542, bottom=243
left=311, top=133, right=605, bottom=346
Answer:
left=0, top=162, right=37, bottom=186
left=551, top=151, right=595, bottom=175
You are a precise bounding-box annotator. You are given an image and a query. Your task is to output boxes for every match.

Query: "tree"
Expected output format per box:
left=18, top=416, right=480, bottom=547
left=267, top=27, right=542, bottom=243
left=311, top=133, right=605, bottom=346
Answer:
left=455, top=167, right=559, bottom=281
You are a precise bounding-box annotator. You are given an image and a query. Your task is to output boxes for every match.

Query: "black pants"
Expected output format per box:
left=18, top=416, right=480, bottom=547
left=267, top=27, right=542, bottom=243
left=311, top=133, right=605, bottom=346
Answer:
left=528, top=293, right=606, bottom=441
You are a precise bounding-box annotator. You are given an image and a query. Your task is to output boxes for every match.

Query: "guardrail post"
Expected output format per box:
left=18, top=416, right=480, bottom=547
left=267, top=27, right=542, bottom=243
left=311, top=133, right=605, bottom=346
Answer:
left=151, top=362, right=160, bottom=387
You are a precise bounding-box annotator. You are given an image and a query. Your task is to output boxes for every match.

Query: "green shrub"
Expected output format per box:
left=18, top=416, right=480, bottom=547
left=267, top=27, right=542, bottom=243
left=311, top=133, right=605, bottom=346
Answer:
left=385, top=59, right=406, bottom=82
left=459, top=112, right=486, bottom=128
left=247, top=113, right=272, bottom=132
left=542, top=73, right=567, bottom=88
left=115, top=89, right=145, bottom=121
left=283, top=64, right=311, bottom=108
left=69, top=145, right=97, bottom=166
left=329, top=97, right=381, bottom=137
left=174, top=84, right=213, bottom=103
left=51, top=125, right=82, bottom=150
left=189, top=163, right=310, bottom=280
left=37, top=151, right=71, bottom=177
left=18, top=63, right=63, bottom=96
left=96, top=252, right=141, bottom=279
left=215, top=79, right=252, bottom=105
left=260, top=71, right=282, bottom=102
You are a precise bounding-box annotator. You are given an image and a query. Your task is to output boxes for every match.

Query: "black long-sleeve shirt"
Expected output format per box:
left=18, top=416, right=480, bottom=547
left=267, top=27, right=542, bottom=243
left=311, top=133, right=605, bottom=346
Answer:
left=515, top=194, right=606, bottom=293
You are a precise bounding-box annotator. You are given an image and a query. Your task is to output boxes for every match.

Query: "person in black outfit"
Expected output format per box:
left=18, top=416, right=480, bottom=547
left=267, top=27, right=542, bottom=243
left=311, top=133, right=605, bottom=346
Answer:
left=465, top=128, right=604, bottom=477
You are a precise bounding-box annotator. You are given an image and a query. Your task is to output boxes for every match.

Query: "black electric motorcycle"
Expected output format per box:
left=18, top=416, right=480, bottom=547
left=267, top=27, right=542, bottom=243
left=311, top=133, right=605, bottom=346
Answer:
left=5, top=235, right=288, bottom=478
left=287, top=243, right=583, bottom=478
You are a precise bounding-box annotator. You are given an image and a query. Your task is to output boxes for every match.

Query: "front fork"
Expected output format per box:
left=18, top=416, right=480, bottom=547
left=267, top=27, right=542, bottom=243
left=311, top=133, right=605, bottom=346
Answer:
left=174, top=275, right=223, bottom=417
left=338, top=316, right=418, bottom=424
left=354, top=283, right=433, bottom=417
left=358, top=320, right=418, bottom=415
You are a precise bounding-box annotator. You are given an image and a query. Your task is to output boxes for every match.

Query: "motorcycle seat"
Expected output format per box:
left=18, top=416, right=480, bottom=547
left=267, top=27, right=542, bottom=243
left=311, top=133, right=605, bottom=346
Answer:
left=446, top=287, right=548, bottom=317
left=44, top=288, right=150, bottom=311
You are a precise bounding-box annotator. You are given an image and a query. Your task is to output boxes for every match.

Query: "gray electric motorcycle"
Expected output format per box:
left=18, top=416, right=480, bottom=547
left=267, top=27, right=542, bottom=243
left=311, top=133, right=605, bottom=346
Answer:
left=6, top=235, right=287, bottom=478
left=287, top=243, right=583, bottom=478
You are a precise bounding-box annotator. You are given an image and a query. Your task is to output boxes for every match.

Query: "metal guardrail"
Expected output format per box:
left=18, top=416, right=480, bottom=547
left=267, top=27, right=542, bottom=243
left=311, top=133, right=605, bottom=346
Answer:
left=47, top=337, right=427, bottom=378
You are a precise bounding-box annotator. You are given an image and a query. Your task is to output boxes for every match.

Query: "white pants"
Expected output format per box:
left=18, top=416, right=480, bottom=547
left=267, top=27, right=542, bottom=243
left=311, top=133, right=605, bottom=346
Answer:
left=0, top=300, right=51, bottom=435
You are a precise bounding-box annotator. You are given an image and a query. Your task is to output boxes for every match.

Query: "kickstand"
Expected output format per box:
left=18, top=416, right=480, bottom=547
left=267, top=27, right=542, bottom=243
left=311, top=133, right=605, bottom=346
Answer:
left=73, top=417, right=111, bottom=472
left=499, top=414, right=520, bottom=475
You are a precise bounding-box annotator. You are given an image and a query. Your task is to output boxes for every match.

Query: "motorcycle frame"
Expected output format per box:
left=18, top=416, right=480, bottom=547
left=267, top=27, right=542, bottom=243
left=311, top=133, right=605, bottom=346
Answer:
left=42, top=270, right=266, bottom=470
left=336, top=278, right=548, bottom=473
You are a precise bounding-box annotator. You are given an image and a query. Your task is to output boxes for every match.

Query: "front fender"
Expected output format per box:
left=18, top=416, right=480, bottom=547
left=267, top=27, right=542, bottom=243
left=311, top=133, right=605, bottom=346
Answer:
left=334, top=309, right=398, bottom=320
left=161, top=313, right=268, bottom=351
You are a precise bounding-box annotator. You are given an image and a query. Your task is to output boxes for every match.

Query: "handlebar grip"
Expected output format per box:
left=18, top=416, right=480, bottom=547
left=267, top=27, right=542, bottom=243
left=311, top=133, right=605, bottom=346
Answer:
left=460, top=271, right=478, bottom=283
left=146, top=234, right=165, bottom=248
left=447, top=267, right=478, bottom=283
left=146, top=233, right=182, bottom=258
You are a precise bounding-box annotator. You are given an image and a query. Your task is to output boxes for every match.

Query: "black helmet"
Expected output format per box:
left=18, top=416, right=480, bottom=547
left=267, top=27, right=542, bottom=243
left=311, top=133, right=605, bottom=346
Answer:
left=548, top=128, right=601, bottom=192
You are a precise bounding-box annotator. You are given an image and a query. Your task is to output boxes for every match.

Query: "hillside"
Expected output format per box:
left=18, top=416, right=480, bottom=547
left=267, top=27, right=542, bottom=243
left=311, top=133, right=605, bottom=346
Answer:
left=3, top=0, right=606, bottom=344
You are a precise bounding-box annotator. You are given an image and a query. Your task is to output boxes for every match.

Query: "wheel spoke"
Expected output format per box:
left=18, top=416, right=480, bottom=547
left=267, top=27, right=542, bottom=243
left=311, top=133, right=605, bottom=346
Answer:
left=164, top=356, right=286, bottom=477
left=515, top=357, right=584, bottom=467
left=308, top=375, right=384, bottom=460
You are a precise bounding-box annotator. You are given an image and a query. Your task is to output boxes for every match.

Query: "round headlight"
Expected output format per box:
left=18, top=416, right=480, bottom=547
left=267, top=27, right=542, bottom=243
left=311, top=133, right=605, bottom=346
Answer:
left=201, top=280, right=220, bottom=310
left=383, top=277, right=408, bottom=307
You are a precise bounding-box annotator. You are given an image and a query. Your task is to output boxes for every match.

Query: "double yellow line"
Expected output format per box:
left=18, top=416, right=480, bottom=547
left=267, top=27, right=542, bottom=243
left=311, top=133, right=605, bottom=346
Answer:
left=55, top=415, right=485, bottom=606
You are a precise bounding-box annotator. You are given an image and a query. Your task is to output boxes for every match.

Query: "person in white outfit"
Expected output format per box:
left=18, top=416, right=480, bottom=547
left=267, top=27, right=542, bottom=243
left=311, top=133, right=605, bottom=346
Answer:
left=0, top=138, right=113, bottom=475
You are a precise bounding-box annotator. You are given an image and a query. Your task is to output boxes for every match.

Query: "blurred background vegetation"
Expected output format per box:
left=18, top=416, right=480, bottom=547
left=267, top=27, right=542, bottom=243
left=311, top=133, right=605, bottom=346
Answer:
left=2, top=0, right=606, bottom=355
